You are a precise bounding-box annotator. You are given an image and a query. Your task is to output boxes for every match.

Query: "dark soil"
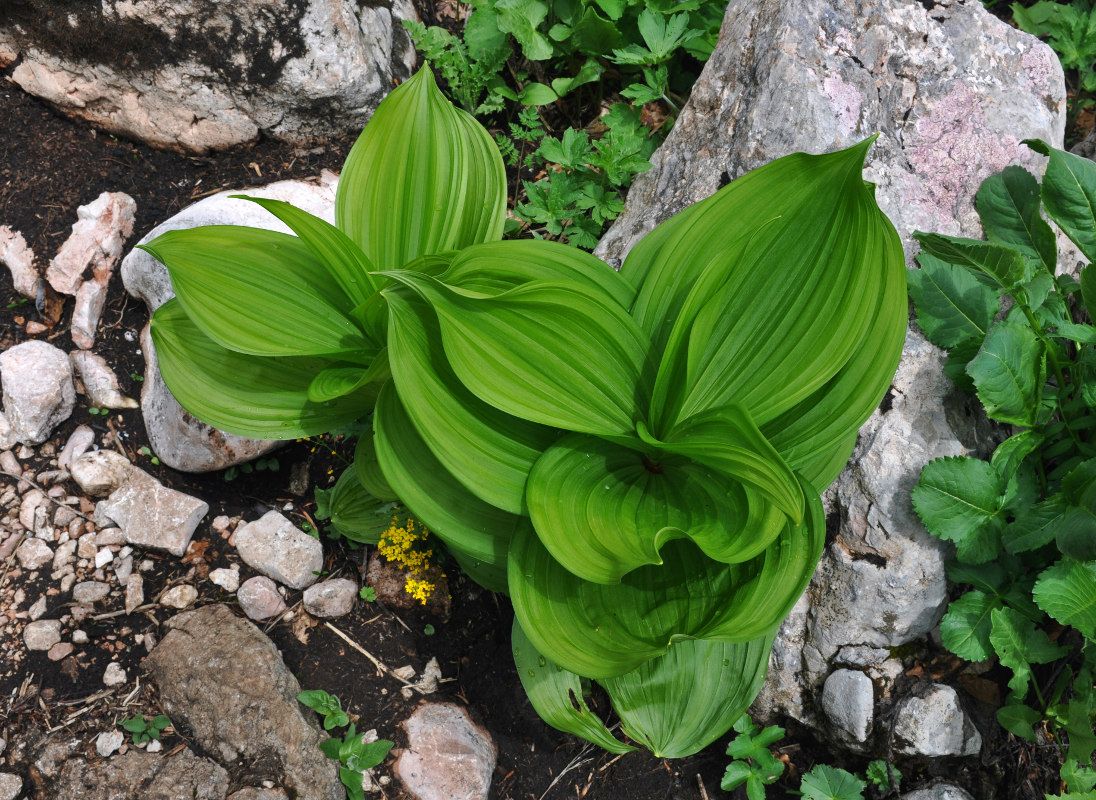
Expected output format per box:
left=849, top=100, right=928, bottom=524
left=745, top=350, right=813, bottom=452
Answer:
left=0, top=50, right=1062, bottom=800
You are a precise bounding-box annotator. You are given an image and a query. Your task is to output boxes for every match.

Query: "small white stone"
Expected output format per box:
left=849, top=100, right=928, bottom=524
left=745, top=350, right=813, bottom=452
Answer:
left=145, top=739, right=163, bottom=753
left=23, top=619, right=62, bottom=651
left=72, top=629, right=88, bottom=644
left=95, top=729, right=124, bottom=757
left=160, top=584, right=197, bottom=609
left=208, top=567, right=240, bottom=593
left=95, top=548, right=114, bottom=569
left=28, top=595, right=47, bottom=620
left=102, top=662, right=127, bottom=687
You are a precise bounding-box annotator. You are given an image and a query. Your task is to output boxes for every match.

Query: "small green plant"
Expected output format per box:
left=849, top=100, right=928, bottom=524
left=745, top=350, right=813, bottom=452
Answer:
left=223, top=456, right=279, bottom=482
left=359, top=585, right=377, bottom=602
left=298, top=690, right=393, bottom=800
left=137, top=445, right=160, bottom=466
left=120, top=714, right=171, bottom=745
left=130, top=371, right=144, bottom=382
left=799, top=765, right=865, bottom=800
left=7, top=297, right=28, bottom=309
left=423, top=624, right=435, bottom=636
left=88, top=407, right=107, bottom=415
left=910, top=140, right=1096, bottom=795
left=720, top=714, right=786, bottom=798
left=865, top=759, right=901, bottom=793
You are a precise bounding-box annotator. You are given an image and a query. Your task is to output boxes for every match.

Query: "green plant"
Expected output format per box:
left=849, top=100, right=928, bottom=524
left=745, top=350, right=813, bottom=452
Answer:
left=909, top=140, right=1096, bottom=795
left=137, top=445, right=160, bottom=466
left=297, top=690, right=393, bottom=800
left=359, top=585, right=377, bottom=602
left=1011, top=1, right=1096, bottom=117
left=865, top=759, right=901, bottom=793
left=141, top=66, right=905, bottom=757
left=120, top=713, right=171, bottom=745
left=720, top=714, right=786, bottom=798
left=799, top=765, right=866, bottom=800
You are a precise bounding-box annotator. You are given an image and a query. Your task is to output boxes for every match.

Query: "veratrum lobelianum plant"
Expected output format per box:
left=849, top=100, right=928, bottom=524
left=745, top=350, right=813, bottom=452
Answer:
left=140, top=67, right=907, bottom=758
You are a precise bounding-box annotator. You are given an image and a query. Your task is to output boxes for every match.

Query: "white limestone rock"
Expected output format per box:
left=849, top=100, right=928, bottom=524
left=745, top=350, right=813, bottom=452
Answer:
left=70, top=351, right=139, bottom=409
left=894, top=684, right=982, bottom=757
left=302, top=578, right=357, bottom=619
left=0, top=225, right=38, bottom=298
left=97, top=470, right=208, bottom=557
left=0, top=340, right=76, bottom=445
left=234, top=510, right=323, bottom=590
left=237, top=576, right=287, bottom=621
left=46, top=191, right=136, bottom=296
left=24, top=619, right=62, bottom=651
left=396, top=704, right=496, bottom=800
left=820, top=669, right=874, bottom=746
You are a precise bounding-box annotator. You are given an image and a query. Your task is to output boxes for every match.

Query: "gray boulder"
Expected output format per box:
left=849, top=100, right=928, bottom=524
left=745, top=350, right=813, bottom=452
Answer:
left=3, top=0, right=417, bottom=153
left=121, top=177, right=338, bottom=473
left=0, top=340, right=76, bottom=445
left=49, top=747, right=229, bottom=800
left=894, top=684, right=982, bottom=757
left=146, top=604, right=343, bottom=800
left=595, top=0, right=1064, bottom=739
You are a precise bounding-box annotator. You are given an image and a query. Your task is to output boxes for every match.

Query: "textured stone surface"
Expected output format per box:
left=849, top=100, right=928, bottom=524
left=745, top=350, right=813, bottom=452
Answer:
left=97, top=469, right=208, bottom=556
left=396, top=704, right=496, bottom=800
left=146, top=604, right=342, bottom=800
left=0, top=773, right=21, bottom=800
left=594, top=0, right=1064, bottom=735
left=119, top=178, right=336, bottom=473
left=70, top=450, right=134, bottom=497
left=302, top=578, right=357, bottom=619
left=0, top=225, right=37, bottom=298
left=46, top=192, right=135, bottom=295
left=821, top=669, right=874, bottom=745
left=901, top=784, right=976, bottom=800
left=23, top=619, right=62, bottom=651
left=15, top=537, right=53, bottom=570
left=237, top=577, right=287, bottom=621
left=3, top=1, right=416, bottom=153
left=72, top=581, right=110, bottom=604
left=235, top=511, right=324, bottom=589
left=0, top=340, right=76, bottom=445
left=49, top=747, right=229, bottom=800
left=160, top=584, right=198, bottom=609
left=894, top=684, right=982, bottom=757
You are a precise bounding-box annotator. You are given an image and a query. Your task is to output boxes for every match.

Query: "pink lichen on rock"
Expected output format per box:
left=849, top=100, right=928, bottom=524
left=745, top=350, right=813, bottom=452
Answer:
left=822, top=73, right=862, bottom=135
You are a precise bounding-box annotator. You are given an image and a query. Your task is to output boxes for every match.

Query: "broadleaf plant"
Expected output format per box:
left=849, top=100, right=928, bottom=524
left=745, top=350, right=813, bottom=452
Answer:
left=911, top=141, right=1096, bottom=793
left=142, top=66, right=906, bottom=757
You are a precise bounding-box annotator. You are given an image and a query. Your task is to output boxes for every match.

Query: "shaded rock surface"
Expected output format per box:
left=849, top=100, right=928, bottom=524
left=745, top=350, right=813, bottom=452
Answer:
left=894, top=684, right=982, bottom=757
left=48, top=746, right=229, bottom=800
left=0, top=225, right=37, bottom=298
left=234, top=510, right=323, bottom=590
left=396, top=704, right=496, bottom=800
left=901, top=784, right=976, bottom=800
left=821, top=669, right=874, bottom=746
left=120, top=177, right=339, bottom=473
left=594, top=0, right=1064, bottom=741
left=145, top=604, right=342, bottom=800
left=302, top=577, right=357, bottom=619
left=2, top=0, right=417, bottom=153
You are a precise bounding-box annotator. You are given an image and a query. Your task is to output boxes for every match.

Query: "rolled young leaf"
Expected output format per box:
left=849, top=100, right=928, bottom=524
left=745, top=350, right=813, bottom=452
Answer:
left=151, top=298, right=374, bottom=438
left=336, top=67, right=506, bottom=268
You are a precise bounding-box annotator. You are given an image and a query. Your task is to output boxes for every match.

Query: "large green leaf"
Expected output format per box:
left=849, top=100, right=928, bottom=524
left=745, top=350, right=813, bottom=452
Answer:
left=1033, top=558, right=1096, bottom=638
left=139, top=226, right=370, bottom=359
left=511, top=619, right=636, bottom=754
left=975, top=165, right=1057, bottom=275
left=336, top=68, right=506, bottom=268
left=508, top=488, right=823, bottom=679
left=324, top=466, right=394, bottom=545
left=908, top=253, right=998, bottom=349
left=619, top=140, right=902, bottom=436
left=1025, top=138, right=1096, bottom=263
left=354, top=425, right=397, bottom=502
left=913, top=232, right=1029, bottom=290
left=372, top=381, right=514, bottom=593
left=966, top=321, right=1047, bottom=427
left=230, top=196, right=380, bottom=304
left=381, top=271, right=652, bottom=435
left=939, top=590, right=1000, bottom=661
left=151, top=299, right=373, bottom=438
left=525, top=432, right=785, bottom=584
left=912, top=456, right=1004, bottom=563
left=600, top=634, right=774, bottom=759
left=385, top=288, right=557, bottom=514
left=989, top=606, right=1068, bottom=698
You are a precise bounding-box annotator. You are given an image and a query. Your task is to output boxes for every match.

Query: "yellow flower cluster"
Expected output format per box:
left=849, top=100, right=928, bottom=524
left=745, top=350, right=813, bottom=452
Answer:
left=378, top=515, right=436, bottom=604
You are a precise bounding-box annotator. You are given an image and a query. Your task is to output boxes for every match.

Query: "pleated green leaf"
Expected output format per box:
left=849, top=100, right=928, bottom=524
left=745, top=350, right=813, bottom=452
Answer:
left=525, top=432, right=785, bottom=584
left=511, top=619, right=637, bottom=754
left=382, top=271, right=652, bottom=435
left=324, top=466, right=395, bottom=545
left=975, top=165, right=1057, bottom=274
left=914, top=232, right=1029, bottom=290
left=354, top=425, right=397, bottom=502
left=372, top=381, right=515, bottom=593
left=1025, top=138, right=1096, bottom=263
left=600, top=633, right=775, bottom=758
left=307, top=350, right=390, bottom=403
left=139, top=226, right=370, bottom=359
left=230, top=195, right=381, bottom=304
left=385, top=288, right=557, bottom=514
left=151, top=299, right=373, bottom=438
left=620, top=139, right=903, bottom=435
left=1033, top=558, right=1096, bottom=638
left=336, top=67, right=506, bottom=267
left=509, top=489, right=823, bottom=679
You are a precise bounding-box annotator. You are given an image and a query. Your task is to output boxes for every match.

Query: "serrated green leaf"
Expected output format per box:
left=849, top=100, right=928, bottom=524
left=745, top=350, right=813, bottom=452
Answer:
left=940, top=590, right=1001, bottom=661
left=1033, top=558, right=1096, bottom=638
left=494, top=0, right=554, bottom=59
left=908, top=253, right=998, bottom=348
left=336, top=68, right=506, bottom=268
left=800, top=764, right=866, bottom=800
left=1025, top=139, right=1096, bottom=263
left=511, top=619, right=636, bottom=754
left=914, top=231, right=1030, bottom=289
left=966, top=321, right=1047, bottom=426
left=912, top=456, right=1005, bottom=562
left=1064, top=668, right=1096, bottom=763
left=990, top=606, right=1068, bottom=698
left=975, top=165, right=1057, bottom=274
left=1005, top=494, right=1071, bottom=554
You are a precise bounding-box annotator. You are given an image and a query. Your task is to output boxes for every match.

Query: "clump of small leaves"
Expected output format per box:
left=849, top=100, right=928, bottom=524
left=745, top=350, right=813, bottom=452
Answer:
left=137, top=445, right=160, bottom=466
left=865, top=759, right=901, bottom=793
left=298, top=689, right=393, bottom=800
left=223, top=456, right=279, bottom=482
left=120, top=714, right=171, bottom=745
left=721, top=714, right=786, bottom=798
left=910, top=139, right=1096, bottom=794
